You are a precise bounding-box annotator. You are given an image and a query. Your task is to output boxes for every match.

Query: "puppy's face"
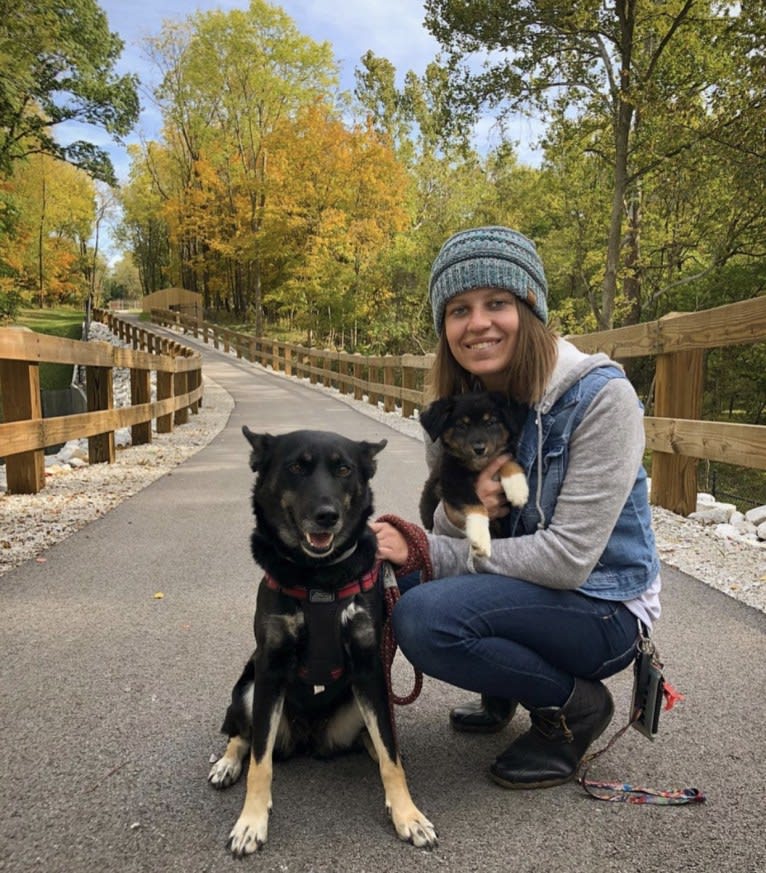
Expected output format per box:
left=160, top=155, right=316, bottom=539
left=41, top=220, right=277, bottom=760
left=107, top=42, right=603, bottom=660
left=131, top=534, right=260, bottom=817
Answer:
left=420, top=393, right=522, bottom=471
left=242, top=427, right=386, bottom=561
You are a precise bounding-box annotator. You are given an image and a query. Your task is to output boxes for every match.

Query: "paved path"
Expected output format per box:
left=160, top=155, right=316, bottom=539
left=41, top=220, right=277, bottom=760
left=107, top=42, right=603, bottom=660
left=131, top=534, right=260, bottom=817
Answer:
left=2, top=330, right=764, bottom=873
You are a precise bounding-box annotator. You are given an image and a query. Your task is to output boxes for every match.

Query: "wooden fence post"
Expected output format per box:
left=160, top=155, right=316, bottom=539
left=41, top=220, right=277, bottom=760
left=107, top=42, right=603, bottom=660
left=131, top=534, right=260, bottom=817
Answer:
left=86, top=365, right=115, bottom=464
left=130, top=368, right=152, bottom=446
left=173, top=363, right=189, bottom=426
left=383, top=356, right=396, bottom=412
left=650, top=347, right=704, bottom=515
left=0, top=359, right=45, bottom=493
left=156, top=370, right=174, bottom=433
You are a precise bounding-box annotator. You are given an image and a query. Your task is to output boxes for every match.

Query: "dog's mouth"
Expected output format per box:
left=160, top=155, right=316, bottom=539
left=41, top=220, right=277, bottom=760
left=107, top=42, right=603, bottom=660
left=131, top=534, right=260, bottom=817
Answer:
left=302, top=531, right=335, bottom=556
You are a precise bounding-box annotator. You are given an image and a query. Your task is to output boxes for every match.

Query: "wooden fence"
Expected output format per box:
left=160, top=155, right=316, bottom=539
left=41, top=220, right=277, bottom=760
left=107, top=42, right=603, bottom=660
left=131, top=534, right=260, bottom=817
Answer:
left=0, top=310, right=202, bottom=494
left=152, top=296, right=766, bottom=516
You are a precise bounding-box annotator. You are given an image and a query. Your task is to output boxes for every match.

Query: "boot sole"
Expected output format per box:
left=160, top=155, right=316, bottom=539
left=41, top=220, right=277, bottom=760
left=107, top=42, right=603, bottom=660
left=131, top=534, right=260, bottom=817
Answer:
left=489, top=771, right=573, bottom=790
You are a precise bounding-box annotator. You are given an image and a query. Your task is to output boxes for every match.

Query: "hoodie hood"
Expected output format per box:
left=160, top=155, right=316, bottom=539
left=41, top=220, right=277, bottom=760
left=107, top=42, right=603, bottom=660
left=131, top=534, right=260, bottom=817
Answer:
left=537, top=338, right=620, bottom=414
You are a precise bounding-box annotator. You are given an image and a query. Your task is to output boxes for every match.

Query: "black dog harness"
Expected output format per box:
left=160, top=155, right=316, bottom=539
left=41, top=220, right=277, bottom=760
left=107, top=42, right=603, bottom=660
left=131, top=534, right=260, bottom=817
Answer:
left=264, top=561, right=382, bottom=693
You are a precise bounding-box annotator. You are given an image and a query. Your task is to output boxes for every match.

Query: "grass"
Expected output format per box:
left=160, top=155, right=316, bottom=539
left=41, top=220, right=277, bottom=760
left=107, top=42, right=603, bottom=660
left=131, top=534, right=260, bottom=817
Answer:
left=12, top=306, right=84, bottom=390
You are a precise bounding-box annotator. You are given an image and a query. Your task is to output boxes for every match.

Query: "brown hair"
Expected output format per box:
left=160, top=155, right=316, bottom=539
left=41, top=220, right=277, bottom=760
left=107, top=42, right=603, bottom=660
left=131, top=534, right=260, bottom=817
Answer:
left=426, top=300, right=558, bottom=405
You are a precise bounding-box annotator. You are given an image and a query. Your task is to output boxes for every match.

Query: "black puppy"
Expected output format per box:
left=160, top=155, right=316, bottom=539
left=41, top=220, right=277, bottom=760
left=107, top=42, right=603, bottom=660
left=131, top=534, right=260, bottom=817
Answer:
left=419, top=392, right=528, bottom=558
left=209, top=427, right=436, bottom=856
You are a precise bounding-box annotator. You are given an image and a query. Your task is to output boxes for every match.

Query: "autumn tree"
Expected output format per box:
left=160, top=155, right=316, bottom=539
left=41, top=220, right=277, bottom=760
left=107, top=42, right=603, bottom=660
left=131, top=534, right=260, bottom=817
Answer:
left=0, top=0, right=139, bottom=184
left=145, top=0, right=338, bottom=328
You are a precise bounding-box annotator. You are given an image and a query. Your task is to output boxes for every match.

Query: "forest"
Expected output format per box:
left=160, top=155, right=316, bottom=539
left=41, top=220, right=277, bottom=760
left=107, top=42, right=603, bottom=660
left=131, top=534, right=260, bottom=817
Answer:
left=1, top=1, right=765, bottom=442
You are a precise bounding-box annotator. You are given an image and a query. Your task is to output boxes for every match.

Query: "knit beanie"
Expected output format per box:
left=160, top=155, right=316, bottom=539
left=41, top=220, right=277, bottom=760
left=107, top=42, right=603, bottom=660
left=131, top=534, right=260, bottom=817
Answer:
left=429, top=226, right=548, bottom=334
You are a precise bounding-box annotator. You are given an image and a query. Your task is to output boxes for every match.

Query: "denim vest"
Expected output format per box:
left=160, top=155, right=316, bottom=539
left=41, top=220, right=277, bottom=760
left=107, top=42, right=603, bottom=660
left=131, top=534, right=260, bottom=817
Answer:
left=507, top=365, right=660, bottom=601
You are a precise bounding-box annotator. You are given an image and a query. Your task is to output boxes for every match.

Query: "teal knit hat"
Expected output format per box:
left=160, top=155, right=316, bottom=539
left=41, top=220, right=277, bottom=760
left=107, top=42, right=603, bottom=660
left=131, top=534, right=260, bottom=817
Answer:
left=429, top=226, right=548, bottom=334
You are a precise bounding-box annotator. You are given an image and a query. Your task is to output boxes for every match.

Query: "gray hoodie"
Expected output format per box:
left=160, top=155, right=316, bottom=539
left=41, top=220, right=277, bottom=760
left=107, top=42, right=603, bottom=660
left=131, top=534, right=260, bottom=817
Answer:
left=426, top=338, right=650, bottom=591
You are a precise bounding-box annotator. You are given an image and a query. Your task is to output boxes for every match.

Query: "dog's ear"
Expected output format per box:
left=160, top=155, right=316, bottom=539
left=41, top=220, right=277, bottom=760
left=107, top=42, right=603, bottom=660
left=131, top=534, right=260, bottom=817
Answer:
left=242, top=425, right=274, bottom=472
left=357, top=438, right=387, bottom=480
left=419, top=398, right=453, bottom=441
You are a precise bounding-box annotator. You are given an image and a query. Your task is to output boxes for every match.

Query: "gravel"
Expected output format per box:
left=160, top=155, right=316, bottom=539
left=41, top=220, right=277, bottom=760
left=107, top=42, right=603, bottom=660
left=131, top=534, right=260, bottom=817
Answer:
left=2, top=326, right=764, bottom=616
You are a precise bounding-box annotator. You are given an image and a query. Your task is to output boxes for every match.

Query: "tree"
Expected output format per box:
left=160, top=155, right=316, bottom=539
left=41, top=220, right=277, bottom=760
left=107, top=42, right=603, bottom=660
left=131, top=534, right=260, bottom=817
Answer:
left=423, top=0, right=750, bottom=328
left=145, top=0, right=338, bottom=328
left=0, top=0, right=139, bottom=184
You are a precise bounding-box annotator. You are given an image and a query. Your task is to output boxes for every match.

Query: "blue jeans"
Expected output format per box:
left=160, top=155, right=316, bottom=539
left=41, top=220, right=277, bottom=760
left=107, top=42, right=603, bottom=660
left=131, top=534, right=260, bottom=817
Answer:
left=392, top=574, right=639, bottom=709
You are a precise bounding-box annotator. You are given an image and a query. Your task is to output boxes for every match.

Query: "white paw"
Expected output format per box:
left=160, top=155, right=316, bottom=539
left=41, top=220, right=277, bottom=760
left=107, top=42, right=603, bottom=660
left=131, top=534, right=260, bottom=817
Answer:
left=208, top=756, right=242, bottom=789
left=465, top=513, right=491, bottom=558
left=228, top=811, right=270, bottom=856
left=502, top=472, right=529, bottom=507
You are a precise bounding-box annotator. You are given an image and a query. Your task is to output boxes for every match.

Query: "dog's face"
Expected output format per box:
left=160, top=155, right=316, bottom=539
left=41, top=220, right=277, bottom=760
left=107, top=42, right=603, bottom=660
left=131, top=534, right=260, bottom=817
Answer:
left=420, top=392, right=524, bottom=470
left=242, top=427, right=386, bottom=562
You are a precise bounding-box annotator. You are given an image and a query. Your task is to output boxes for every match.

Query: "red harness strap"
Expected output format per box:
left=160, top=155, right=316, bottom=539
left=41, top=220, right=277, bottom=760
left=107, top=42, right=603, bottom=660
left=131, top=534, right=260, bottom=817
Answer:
left=264, top=562, right=380, bottom=601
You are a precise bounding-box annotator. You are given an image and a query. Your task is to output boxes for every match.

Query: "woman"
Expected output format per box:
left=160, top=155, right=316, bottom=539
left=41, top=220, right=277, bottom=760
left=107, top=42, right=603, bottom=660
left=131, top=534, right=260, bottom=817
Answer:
left=371, top=226, right=660, bottom=789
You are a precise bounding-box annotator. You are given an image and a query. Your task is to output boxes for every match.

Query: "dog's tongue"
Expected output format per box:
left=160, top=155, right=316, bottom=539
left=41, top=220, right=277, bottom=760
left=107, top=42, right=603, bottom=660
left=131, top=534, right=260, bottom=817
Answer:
left=307, top=532, right=334, bottom=551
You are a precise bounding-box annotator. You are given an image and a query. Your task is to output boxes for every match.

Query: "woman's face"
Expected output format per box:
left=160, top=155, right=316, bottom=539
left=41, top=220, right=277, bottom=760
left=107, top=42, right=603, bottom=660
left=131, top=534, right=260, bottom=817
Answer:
left=443, top=287, right=520, bottom=390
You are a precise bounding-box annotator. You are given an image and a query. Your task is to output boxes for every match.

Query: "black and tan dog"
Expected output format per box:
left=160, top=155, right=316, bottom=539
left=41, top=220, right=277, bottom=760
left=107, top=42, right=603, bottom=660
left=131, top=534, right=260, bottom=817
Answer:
left=419, top=392, right=528, bottom=558
left=208, top=426, right=436, bottom=855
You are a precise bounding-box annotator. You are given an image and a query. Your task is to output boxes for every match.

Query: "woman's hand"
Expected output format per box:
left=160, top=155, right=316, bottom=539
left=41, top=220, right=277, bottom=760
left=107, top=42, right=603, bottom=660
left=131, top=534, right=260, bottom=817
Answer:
left=476, top=454, right=513, bottom=520
left=370, top=520, right=409, bottom=566
left=370, top=521, right=409, bottom=566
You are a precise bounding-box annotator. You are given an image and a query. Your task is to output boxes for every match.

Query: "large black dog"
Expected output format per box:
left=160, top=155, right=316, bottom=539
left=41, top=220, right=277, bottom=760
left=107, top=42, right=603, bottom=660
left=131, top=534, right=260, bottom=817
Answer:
left=419, top=392, right=528, bottom=558
left=208, top=427, right=436, bottom=855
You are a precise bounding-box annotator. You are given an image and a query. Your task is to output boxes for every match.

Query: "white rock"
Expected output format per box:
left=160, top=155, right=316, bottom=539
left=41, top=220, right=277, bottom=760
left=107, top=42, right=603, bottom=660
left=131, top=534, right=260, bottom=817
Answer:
left=745, top=505, right=766, bottom=526
left=696, top=492, right=717, bottom=509
left=757, top=521, right=766, bottom=541
left=689, top=505, right=737, bottom=525
left=715, top=523, right=743, bottom=540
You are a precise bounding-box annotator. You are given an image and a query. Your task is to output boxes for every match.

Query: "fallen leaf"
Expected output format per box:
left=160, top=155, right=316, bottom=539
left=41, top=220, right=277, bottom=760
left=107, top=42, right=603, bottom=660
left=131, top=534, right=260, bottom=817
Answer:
left=153, top=592, right=164, bottom=599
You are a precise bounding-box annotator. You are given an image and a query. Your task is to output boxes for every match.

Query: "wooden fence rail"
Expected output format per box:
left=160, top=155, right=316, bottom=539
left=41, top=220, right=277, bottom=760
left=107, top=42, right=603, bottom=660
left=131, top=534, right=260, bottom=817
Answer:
left=152, top=296, right=766, bottom=516
left=0, top=310, right=202, bottom=494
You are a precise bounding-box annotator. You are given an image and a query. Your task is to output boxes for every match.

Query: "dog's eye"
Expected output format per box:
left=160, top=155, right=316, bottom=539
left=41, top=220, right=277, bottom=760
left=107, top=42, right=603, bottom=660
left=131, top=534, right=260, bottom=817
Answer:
left=336, top=464, right=352, bottom=478
left=288, top=462, right=304, bottom=475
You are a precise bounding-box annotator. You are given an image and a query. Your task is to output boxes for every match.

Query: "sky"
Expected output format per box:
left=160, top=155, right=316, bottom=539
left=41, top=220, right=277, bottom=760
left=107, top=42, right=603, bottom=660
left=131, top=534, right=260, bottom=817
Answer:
left=62, top=1, right=542, bottom=260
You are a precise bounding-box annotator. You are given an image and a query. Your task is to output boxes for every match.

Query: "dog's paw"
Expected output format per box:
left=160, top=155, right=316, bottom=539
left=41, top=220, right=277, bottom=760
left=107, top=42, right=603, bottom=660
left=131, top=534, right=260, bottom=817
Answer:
left=389, top=804, right=438, bottom=850
left=465, top=513, right=491, bottom=558
left=228, top=812, right=270, bottom=856
left=208, top=755, right=243, bottom=789
left=502, top=471, right=529, bottom=508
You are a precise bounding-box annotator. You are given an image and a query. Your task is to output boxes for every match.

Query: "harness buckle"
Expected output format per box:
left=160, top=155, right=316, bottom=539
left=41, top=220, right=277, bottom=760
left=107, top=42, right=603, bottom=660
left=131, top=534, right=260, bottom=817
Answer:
left=308, top=589, right=335, bottom=603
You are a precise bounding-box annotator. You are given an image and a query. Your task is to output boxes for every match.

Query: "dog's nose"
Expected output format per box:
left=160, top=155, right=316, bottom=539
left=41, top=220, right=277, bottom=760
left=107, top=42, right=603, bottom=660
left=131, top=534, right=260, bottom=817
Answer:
left=472, top=442, right=487, bottom=456
left=314, top=505, right=340, bottom=528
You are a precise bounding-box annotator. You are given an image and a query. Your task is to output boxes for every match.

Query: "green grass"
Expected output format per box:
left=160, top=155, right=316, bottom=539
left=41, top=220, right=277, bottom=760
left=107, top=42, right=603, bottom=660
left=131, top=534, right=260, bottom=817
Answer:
left=12, top=306, right=84, bottom=390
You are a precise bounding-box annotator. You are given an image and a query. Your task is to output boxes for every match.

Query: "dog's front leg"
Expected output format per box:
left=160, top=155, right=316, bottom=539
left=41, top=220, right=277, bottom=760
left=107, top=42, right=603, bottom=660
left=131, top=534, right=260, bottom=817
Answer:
left=499, top=458, right=529, bottom=507
left=344, top=604, right=438, bottom=849
left=228, top=674, right=285, bottom=856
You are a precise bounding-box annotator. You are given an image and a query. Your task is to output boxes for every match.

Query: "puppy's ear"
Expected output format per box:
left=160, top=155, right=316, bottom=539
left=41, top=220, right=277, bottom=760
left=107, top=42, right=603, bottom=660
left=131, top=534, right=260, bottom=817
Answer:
left=242, top=425, right=273, bottom=472
left=419, top=398, right=453, bottom=441
left=358, top=438, right=387, bottom=480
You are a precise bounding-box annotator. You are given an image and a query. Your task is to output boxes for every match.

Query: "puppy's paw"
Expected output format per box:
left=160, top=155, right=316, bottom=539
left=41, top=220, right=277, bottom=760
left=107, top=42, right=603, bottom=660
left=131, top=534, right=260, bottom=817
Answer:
left=465, top=513, right=491, bottom=558
left=228, top=811, right=270, bottom=856
left=502, top=471, right=529, bottom=508
left=208, top=755, right=243, bottom=789
left=389, top=803, right=438, bottom=850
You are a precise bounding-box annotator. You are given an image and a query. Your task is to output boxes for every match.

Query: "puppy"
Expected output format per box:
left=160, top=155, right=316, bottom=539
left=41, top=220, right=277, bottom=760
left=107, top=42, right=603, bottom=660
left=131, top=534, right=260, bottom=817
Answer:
left=419, top=392, right=528, bottom=558
left=209, top=427, right=436, bottom=855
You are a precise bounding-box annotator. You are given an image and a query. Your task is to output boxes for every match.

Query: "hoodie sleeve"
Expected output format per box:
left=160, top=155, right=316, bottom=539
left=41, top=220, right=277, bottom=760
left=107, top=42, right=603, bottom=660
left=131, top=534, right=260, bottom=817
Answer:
left=426, top=377, right=646, bottom=588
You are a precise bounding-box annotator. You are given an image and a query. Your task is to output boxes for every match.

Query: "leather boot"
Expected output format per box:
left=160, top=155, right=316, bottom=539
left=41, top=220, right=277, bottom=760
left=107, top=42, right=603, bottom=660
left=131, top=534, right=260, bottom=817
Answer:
left=489, top=678, right=614, bottom=788
left=450, top=696, right=517, bottom=733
